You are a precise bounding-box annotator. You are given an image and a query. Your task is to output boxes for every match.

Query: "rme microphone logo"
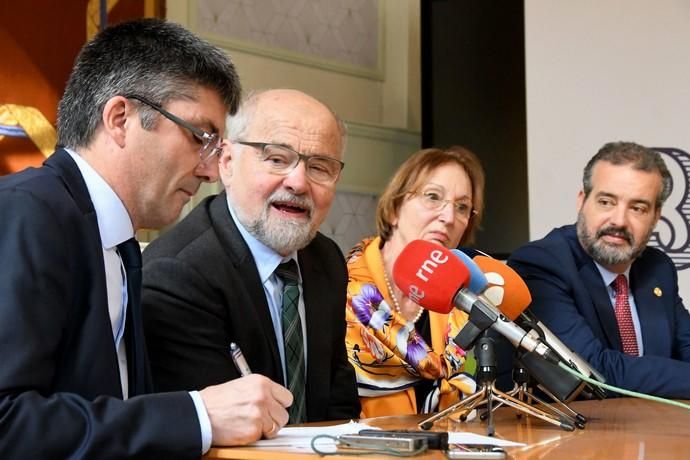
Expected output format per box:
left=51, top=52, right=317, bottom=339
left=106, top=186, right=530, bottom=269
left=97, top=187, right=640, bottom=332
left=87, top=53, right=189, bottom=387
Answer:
left=408, top=249, right=449, bottom=304
left=649, top=147, right=690, bottom=271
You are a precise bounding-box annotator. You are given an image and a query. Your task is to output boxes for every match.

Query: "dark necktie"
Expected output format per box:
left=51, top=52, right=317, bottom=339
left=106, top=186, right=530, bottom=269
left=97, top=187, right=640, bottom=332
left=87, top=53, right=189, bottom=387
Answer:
left=117, top=238, right=149, bottom=395
left=612, top=274, right=639, bottom=356
left=275, top=260, right=306, bottom=423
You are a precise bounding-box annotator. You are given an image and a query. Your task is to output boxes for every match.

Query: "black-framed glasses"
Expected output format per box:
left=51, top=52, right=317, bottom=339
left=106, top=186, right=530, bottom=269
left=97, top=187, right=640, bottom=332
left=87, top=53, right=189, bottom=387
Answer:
left=126, top=94, right=222, bottom=163
left=411, top=189, right=476, bottom=222
left=236, top=141, right=345, bottom=185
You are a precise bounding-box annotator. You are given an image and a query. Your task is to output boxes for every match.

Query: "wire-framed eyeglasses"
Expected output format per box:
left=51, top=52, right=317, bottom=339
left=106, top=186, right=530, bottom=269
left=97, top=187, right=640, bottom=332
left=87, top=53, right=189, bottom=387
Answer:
left=126, top=94, right=222, bottom=163
left=411, top=189, right=476, bottom=221
left=236, top=141, right=344, bottom=185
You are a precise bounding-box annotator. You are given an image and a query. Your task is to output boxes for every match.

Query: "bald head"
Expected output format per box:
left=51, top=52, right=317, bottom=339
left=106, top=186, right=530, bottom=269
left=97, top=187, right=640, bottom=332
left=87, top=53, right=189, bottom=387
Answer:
left=226, top=89, right=346, bottom=157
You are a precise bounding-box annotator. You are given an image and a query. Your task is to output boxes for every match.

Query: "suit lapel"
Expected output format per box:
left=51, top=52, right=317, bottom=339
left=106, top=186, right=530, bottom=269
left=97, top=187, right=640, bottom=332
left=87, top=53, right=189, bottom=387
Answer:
left=44, top=150, right=105, bottom=262
left=631, top=262, right=663, bottom=355
left=565, top=227, right=623, bottom=352
left=44, top=150, right=96, bottom=215
left=208, top=194, right=283, bottom=380
left=43, top=149, right=125, bottom=395
left=579, top=262, right=623, bottom=351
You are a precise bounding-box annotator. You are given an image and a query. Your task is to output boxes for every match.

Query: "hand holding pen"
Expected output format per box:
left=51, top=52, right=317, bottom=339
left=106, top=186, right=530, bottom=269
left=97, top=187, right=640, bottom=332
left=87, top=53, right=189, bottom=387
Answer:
left=197, top=342, right=292, bottom=445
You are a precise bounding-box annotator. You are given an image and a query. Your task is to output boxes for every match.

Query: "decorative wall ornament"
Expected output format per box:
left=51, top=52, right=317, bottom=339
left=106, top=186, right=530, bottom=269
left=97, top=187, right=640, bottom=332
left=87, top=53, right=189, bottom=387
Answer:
left=86, top=0, right=118, bottom=39
left=0, top=104, right=56, bottom=157
left=649, top=147, right=690, bottom=271
left=86, top=0, right=160, bottom=39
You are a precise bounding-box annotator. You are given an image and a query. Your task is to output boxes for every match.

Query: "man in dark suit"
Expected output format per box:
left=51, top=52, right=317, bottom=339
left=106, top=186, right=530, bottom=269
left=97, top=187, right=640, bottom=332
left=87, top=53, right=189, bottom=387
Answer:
left=508, top=141, right=690, bottom=398
left=0, top=19, right=292, bottom=459
left=142, top=89, right=360, bottom=423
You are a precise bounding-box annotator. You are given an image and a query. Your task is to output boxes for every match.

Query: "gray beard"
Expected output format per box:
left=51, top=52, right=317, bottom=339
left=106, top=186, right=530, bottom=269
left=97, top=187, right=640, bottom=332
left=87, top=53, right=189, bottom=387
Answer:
left=575, top=211, right=650, bottom=267
left=233, top=191, right=317, bottom=255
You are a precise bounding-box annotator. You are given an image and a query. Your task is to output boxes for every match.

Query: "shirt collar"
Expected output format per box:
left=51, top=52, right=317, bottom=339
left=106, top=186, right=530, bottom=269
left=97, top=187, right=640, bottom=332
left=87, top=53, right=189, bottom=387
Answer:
left=65, top=148, right=134, bottom=249
left=594, top=261, right=631, bottom=288
left=225, top=195, right=299, bottom=283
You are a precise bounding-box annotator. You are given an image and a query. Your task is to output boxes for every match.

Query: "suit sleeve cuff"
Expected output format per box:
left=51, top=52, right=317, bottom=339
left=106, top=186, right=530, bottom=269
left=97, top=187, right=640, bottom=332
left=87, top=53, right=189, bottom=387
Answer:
left=189, top=391, right=212, bottom=454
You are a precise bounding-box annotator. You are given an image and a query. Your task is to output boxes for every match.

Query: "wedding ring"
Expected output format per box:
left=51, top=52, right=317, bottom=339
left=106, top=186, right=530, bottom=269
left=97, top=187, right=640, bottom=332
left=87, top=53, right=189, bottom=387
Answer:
left=268, top=421, right=277, bottom=435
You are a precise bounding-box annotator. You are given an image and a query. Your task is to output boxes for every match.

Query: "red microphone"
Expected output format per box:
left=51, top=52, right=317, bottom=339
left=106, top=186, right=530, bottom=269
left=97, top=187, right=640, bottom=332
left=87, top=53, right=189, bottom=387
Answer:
left=392, top=239, right=471, bottom=314
left=393, top=240, right=559, bottom=364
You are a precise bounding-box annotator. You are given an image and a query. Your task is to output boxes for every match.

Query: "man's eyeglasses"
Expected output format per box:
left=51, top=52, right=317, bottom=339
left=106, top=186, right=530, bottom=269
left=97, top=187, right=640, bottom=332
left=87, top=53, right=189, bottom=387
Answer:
left=236, top=141, right=344, bottom=185
left=411, top=189, right=476, bottom=221
left=126, top=94, right=222, bottom=163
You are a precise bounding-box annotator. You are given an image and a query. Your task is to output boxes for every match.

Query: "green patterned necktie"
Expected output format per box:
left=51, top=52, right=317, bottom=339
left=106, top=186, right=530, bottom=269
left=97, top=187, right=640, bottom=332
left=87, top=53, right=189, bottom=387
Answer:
left=275, top=260, right=306, bottom=423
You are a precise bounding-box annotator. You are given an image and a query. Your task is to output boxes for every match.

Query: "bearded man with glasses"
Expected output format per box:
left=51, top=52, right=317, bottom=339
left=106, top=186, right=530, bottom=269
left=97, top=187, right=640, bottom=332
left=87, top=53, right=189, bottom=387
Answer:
left=142, top=89, right=360, bottom=424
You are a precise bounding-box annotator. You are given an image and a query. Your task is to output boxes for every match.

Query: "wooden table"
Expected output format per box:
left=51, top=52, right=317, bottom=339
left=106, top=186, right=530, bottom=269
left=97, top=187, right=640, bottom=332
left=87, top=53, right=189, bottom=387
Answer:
left=204, top=398, right=690, bottom=459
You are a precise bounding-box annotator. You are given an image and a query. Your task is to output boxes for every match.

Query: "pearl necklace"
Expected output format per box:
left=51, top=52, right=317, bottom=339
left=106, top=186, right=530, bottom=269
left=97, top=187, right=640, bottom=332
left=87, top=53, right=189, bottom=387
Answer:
left=382, top=267, right=424, bottom=324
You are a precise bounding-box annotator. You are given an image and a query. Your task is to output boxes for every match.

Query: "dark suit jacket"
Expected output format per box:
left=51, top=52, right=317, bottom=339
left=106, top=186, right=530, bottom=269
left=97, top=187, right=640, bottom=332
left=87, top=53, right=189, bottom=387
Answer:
left=508, top=224, right=690, bottom=398
left=142, top=192, right=360, bottom=421
left=0, top=149, right=200, bottom=459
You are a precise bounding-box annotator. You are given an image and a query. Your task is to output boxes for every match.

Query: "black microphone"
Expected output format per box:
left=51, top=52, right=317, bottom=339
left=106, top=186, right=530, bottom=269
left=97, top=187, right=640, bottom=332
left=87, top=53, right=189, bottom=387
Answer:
left=470, top=255, right=607, bottom=402
left=517, top=311, right=607, bottom=400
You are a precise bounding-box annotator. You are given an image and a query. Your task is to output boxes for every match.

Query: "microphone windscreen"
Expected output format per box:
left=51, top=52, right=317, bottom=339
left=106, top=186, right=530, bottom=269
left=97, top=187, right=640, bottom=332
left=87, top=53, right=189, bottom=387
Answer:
left=392, top=239, right=470, bottom=314
left=451, top=249, right=488, bottom=294
left=473, top=256, right=532, bottom=321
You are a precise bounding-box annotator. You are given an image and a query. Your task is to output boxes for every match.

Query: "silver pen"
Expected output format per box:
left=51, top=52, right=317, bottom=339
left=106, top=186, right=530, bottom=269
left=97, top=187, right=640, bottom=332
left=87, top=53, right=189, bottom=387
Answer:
left=230, top=342, right=253, bottom=377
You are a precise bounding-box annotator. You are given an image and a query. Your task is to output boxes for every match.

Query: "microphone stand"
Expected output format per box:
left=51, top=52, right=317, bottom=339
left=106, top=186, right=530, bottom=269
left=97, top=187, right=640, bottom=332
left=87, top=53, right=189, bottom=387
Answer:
left=418, top=335, right=577, bottom=435
left=491, top=361, right=586, bottom=430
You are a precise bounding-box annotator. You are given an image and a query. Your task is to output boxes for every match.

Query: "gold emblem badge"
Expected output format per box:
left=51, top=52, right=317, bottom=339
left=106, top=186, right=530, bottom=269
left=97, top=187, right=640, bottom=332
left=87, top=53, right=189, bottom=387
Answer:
left=654, top=287, right=662, bottom=297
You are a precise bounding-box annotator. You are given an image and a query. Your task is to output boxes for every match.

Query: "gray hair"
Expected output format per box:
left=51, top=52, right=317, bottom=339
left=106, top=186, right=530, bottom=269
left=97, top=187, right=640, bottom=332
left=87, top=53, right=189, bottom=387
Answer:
left=582, top=141, right=672, bottom=209
left=226, top=89, right=347, bottom=156
left=57, top=18, right=241, bottom=149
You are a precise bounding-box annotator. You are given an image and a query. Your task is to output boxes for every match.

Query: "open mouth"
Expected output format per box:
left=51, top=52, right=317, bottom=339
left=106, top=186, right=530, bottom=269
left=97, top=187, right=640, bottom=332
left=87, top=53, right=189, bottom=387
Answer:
left=271, top=200, right=310, bottom=217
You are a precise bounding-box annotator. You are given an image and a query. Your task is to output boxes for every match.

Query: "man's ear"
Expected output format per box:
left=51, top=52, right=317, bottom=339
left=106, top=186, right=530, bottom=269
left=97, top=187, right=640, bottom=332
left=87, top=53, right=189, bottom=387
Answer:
left=101, top=96, right=131, bottom=148
left=219, top=141, right=236, bottom=182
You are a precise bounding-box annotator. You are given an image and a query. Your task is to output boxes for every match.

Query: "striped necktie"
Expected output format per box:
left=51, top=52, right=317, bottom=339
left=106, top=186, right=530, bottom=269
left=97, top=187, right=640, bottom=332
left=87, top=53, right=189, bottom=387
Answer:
left=275, top=260, right=306, bottom=423
left=612, top=274, right=639, bottom=356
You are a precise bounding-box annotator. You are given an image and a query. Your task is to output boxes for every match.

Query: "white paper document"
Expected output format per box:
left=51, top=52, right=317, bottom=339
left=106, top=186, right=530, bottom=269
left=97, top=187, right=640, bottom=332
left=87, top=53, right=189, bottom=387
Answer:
left=244, top=420, right=525, bottom=453
left=249, top=420, right=372, bottom=449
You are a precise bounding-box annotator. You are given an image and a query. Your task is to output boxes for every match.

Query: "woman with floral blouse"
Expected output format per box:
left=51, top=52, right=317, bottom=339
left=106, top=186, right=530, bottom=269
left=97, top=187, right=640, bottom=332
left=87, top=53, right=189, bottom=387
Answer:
left=345, top=146, right=486, bottom=417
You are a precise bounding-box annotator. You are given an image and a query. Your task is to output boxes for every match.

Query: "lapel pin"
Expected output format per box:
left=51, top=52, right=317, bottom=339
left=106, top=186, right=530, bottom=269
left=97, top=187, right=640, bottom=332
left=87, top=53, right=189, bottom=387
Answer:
left=653, top=287, right=662, bottom=297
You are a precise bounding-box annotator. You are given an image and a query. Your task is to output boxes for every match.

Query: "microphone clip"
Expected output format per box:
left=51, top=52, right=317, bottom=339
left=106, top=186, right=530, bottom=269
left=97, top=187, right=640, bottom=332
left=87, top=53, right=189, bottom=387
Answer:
left=453, top=292, right=501, bottom=350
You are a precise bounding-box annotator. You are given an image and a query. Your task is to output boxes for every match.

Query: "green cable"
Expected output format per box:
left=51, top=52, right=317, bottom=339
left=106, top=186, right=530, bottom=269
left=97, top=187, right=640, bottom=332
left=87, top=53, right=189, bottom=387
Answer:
left=310, top=434, right=428, bottom=457
left=557, top=361, right=690, bottom=410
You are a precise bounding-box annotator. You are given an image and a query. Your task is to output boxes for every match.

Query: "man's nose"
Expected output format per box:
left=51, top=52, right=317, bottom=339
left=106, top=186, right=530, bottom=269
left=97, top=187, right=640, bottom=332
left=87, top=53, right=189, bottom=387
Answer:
left=282, top=160, right=309, bottom=193
left=608, top=203, right=629, bottom=227
left=195, top=157, right=220, bottom=183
